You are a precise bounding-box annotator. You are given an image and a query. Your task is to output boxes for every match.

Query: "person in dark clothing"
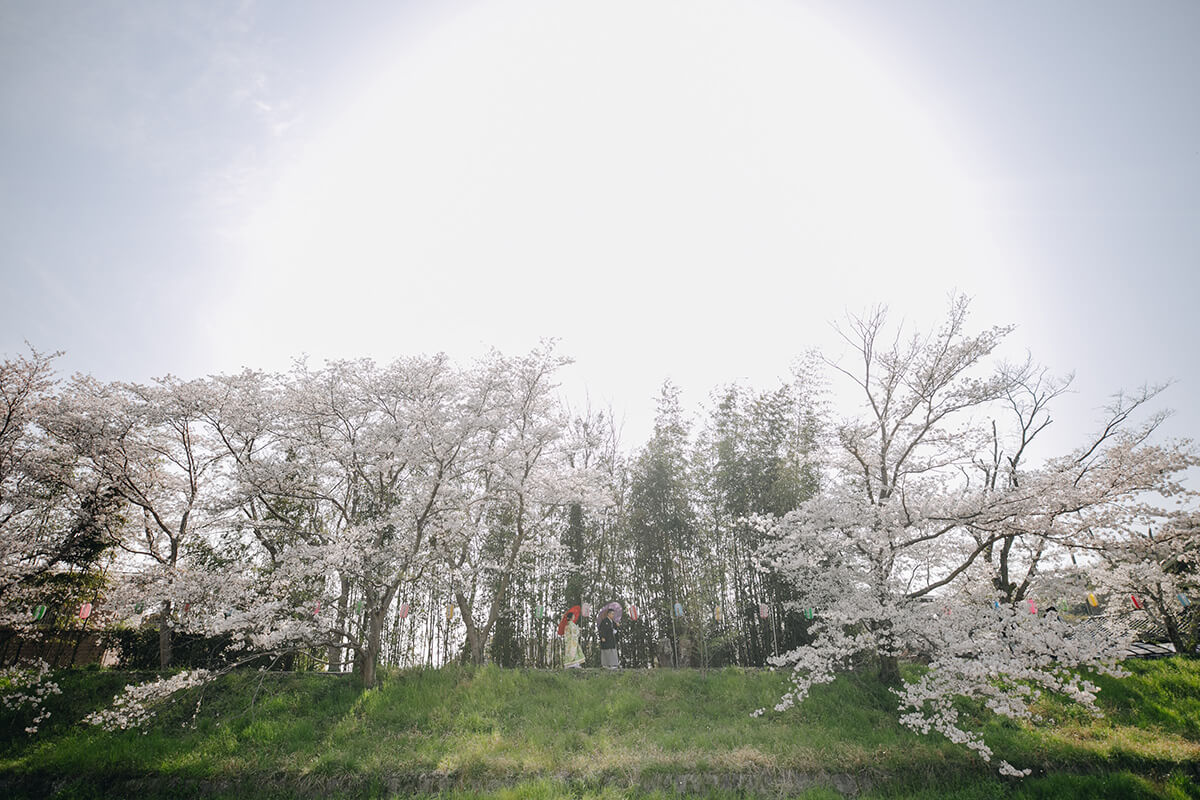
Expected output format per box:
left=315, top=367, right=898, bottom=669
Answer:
left=598, top=608, right=619, bottom=669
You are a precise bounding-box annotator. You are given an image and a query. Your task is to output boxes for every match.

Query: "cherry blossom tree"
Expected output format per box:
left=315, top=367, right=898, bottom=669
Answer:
left=758, top=297, right=1198, bottom=774
left=1092, top=511, right=1199, bottom=656
left=45, top=375, right=226, bottom=668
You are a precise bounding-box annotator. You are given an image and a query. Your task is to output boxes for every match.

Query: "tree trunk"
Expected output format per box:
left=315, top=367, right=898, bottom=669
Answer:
left=327, top=576, right=350, bottom=673
left=1162, top=608, right=1186, bottom=656
left=877, top=653, right=901, bottom=685
left=566, top=502, right=585, bottom=610
left=159, top=600, right=173, bottom=669
left=359, top=609, right=385, bottom=687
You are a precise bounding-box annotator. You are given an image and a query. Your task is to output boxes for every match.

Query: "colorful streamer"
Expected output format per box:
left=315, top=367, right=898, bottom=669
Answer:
left=355, top=599, right=363, bottom=614
left=714, top=605, right=722, bottom=622
left=1131, top=595, right=1142, bottom=610
left=32, top=605, right=46, bottom=621
left=79, top=603, right=92, bottom=620
left=447, top=603, right=456, bottom=621
left=1027, top=599, right=1037, bottom=615
left=1087, top=593, right=1099, bottom=608
left=628, top=604, right=639, bottom=621
left=804, top=608, right=814, bottom=620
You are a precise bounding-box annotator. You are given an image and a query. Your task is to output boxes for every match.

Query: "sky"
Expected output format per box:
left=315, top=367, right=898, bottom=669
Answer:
left=2, top=0, right=1198, bottom=464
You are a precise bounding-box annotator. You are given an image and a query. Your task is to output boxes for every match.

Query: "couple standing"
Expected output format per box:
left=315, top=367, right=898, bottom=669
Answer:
left=564, top=607, right=619, bottom=669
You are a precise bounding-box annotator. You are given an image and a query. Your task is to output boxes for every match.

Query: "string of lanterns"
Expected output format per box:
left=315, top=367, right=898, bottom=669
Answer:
left=16, top=590, right=1193, bottom=627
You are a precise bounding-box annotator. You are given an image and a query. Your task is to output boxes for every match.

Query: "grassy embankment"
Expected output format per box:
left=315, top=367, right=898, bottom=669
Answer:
left=1, top=659, right=1199, bottom=799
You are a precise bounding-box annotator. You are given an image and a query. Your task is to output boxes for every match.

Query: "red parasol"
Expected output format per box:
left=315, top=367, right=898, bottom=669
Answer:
left=557, top=605, right=581, bottom=636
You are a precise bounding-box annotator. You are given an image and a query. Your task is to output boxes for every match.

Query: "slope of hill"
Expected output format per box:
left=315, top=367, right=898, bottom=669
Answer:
left=2, top=660, right=1199, bottom=799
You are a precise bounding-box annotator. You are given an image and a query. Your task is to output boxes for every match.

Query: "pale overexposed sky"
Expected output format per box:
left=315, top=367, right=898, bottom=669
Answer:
left=2, top=0, right=1197, bottom=463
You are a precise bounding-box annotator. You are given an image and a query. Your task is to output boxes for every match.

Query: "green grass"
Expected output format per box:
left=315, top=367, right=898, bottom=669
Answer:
left=2, top=659, right=1198, bottom=799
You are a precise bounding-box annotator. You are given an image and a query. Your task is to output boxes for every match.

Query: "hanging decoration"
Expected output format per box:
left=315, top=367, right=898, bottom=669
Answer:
left=992, top=600, right=1001, bottom=610
left=581, top=602, right=592, bottom=618
left=79, top=603, right=92, bottom=620
left=183, top=602, right=191, bottom=614
left=534, top=605, right=544, bottom=619
left=628, top=604, right=639, bottom=621
left=1027, top=598, right=1037, bottom=614
left=446, top=603, right=456, bottom=621
left=399, top=602, right=410, bottom=619
left=32, top=605, right=46, bottom=621
left=758, top=603, right=769, bottom=619
left=356, top=599, right=363, bottom=615
left=804, top=607, right=814, bottom=620
left=1179, top=594, right=1192, bottom=608
left=714, top=605, right=722, bottom=622
left=1087, top=593, right=1099, bottom=608
left=673, top=602, right=684, bottom=618
left=1131, top=595, right=1142, bottom=610
left=313, top=602, right=321, bottom=617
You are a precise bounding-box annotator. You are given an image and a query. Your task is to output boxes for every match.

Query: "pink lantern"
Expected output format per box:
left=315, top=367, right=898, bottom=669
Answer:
left=79, top=602, right=92, bottom=620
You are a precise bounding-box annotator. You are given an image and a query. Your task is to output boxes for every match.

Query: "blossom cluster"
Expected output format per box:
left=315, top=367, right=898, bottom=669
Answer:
left=84, top=669, right=212, bottom=732
left=0, top=658, right=62, bottom=734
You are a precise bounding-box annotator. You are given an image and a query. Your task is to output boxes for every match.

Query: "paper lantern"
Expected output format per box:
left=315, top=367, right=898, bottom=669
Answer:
left=674, top=602, right=684, bottom=618
left=79, top=602, right=92, bottom=620
left=399, top=602, right=410, bottom=619
left=1131, top=595, right=1142, bottom=610
left=628, top=604, right=639, bottom=621
left=758, top=603, right=769, bottom=619
left=1087, top=593, right=1099, bottom=608
left=33, top=604, right=46, bottom=621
